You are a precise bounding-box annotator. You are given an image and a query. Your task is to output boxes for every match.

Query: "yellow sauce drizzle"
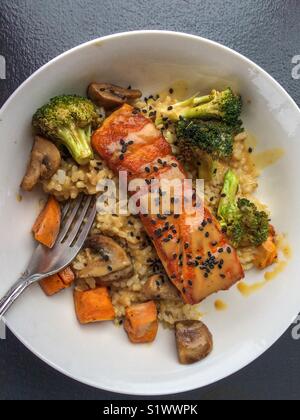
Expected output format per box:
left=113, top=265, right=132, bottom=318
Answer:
left=237, top=281, right=265, bottom=297
left=159, top=80, right=189, bottom=101
left=16, top=193, right=23, bottom=202
left=237, top=235, right=292, bottom=297
left=214, top=300, right=228, bottom=311
left=253, top=148, right=285, bottom=170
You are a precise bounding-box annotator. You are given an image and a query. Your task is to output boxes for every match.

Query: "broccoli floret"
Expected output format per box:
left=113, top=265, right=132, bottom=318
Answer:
left=218, top=169, right=269, bottom=248
left=176, top=118, right=240, bottom=161
left=175, top=118, right=243, bottom=180
left=167, top=88, right=242, bottom=125
left=32, top=95, right=99, bottom=165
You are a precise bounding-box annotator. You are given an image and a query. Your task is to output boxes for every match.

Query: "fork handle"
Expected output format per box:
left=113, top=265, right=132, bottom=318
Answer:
left=0, top=276, right=34, bottom=319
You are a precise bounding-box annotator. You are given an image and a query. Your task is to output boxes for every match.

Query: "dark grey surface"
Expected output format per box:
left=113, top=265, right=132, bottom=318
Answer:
left=0, top=0, right=299, bottom=400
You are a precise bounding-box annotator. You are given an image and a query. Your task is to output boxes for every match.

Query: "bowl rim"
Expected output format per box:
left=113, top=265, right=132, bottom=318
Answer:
left=1, top=30, right=300, bottom=396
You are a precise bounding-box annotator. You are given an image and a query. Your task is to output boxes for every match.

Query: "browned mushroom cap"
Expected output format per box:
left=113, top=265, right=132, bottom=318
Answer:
left=21, top=136, right=61, bottom=191
left=143, top=274, right=180, bottom=301
left=88, top=83, right=142, bottom=110
left=77, top=235, right=133, bottom=284
left=175, top=320, right=213, bottom=365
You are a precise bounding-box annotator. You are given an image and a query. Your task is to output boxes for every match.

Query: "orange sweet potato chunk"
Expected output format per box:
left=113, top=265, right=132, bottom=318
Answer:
left=74, top=287, right=115, bottom=324
left=32, top=196, right=61, bottom=248
left=124, top=301, right=158, bottom=343
left=40, top=267, right=75, bottom=296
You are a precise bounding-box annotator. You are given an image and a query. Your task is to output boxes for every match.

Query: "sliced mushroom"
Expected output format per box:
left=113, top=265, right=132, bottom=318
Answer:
left=21, top=136, right=61, bottom=191
left=78, top=235, right=133, bottom=284
left=88, top=83, right=142, bottom=110
left=175, top=320, right=213, bottom=365
left=143, top=274, right=180, bottom=301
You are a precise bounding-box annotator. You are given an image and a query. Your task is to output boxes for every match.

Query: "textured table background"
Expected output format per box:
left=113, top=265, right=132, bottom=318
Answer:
left=0, top=0, right=300, bottom=400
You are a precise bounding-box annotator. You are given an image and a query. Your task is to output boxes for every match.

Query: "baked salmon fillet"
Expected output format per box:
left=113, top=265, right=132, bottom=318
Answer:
left=92, top=104, right=244, bottom=304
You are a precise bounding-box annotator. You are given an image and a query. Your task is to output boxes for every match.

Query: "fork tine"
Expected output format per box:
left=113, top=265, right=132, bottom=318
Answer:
left=65, top=195, right=94, bottom=245
left=72, top=200, right=97, bottom=249
left=57, top=195, right=84, bottom=243
left=61, top=201, right=71, bottom=219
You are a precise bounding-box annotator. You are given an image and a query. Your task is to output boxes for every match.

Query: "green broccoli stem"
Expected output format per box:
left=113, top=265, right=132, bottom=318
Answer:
left=181, top=103, right=220, bottom=120
left=217, top=169, right=239, bottom=228
left=57, top=124, right=94, bottom=165
left=173, top=93, right=212, bottom=109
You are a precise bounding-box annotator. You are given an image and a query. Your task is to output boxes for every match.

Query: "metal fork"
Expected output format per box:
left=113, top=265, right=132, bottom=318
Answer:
left=0, top=194, right=97, bottom=319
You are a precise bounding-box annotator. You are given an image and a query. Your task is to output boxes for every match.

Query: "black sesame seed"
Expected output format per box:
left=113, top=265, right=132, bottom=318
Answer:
left=205, top=232, right=210, bottom=238
left=220, top=274, right=226, bottom=279
left=221, top=193, right=227, bottom=198
left=184, top=242, right=189, bottom=250
left=169, top=88, right=174, bottom=94
left=107, top=266, right=113, bottom=272
left=145, top=167, right=151, bottom=173
left=211, top=241, right=218, bottom=246
left=188, top=280, right=193, bottom=286
left=227, top=247, right=232, bottom=254
left=218, top=248, right=224, bottom=253
left=248, top=147, right=253, bottom=153
left=171, top=163, right=178, bottom=168
left=119, top=154, right=124, bottom=161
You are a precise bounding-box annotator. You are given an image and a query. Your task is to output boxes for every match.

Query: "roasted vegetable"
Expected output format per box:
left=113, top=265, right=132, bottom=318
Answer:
left=143, top=274, right=179, bottom=301
left=175, top=320, right=213, bottom=364
left=124, top=301, right=158, bottom=343
left=176, top=119, right=242, bottom=161
left=92, top=104, right=244, bottom=304
left=32, top=95, right=99, bottom=165
left=40, top=267, right=75, bottom=296
left=77, top=235, right=133, bottom=284
left=74, top=287, right=115, bottom=324
left=218, top=169, right=269, bottom=248
left=32, top=196, right=61, bottom=248
left=88, top=83, right=142, bottom=110
left=21, top=136, right=61, bottom=191
left=254, top=226, right=278, bottom=269
left=165, top=88, right=242, bottom=125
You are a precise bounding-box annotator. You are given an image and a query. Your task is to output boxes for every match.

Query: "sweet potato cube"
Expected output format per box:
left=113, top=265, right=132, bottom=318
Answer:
left=40, top=267, right=75, bottom=296
left=74, top=287, right=115, bottom=324
left=32, top=196, right=61, bottom=248
left=124, top=301, right=158, bottom=343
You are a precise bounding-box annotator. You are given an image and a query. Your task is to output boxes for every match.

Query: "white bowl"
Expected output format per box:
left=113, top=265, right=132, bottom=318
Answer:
left=0, top=31, right=300, bottom=396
